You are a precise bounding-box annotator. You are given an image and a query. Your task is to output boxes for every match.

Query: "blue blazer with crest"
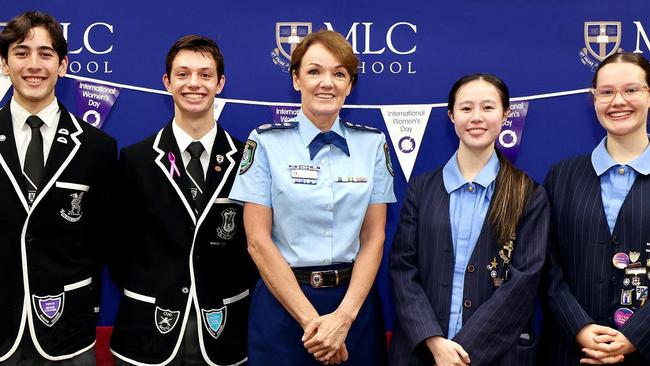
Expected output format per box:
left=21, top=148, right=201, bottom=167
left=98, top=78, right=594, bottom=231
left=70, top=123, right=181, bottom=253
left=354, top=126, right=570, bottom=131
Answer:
left=389, top=167, right=549, bottom=366
left=539, top=155, right=650, bottom=366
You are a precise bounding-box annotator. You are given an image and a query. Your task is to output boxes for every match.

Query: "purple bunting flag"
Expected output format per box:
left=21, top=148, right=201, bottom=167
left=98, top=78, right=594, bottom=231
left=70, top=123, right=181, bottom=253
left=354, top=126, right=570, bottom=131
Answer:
left=74, top=80, right=121, bottom=129
left=496, top=101, right=530, bottom=162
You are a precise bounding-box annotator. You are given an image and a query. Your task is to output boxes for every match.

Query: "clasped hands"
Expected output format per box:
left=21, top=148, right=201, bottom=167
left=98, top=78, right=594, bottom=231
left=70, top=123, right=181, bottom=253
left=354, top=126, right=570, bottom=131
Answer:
left=576, top=324, right=636, bottom=364
left=302, top=310, right=354, bottom=365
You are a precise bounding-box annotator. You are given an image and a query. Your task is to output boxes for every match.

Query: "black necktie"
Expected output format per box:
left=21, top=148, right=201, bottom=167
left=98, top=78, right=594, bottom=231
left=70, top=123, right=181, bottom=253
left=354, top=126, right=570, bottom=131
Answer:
left=24, top=115, right=45, bottom=193
left=186, top=141, right=205, bottom=210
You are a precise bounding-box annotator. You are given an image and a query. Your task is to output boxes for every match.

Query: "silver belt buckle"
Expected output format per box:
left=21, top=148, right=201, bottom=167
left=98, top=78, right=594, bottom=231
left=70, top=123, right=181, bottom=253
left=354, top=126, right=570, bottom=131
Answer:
left=310, top=271, right=324, bottom=288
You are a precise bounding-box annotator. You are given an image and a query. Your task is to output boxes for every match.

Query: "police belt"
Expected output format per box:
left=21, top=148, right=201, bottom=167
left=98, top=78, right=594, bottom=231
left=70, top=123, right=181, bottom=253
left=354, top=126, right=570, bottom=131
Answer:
left=292, top=267, right=353, bottom=288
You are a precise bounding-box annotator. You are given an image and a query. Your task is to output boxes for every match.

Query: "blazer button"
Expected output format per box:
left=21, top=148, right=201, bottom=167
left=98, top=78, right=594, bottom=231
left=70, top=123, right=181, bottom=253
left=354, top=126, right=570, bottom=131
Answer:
left=612, top=235, right=619, bottom=245
left=464, top=300, right=472, bottom=308
left=181, top=287, right=190, bottom=294
left=467, top=264, right=475, bottom=273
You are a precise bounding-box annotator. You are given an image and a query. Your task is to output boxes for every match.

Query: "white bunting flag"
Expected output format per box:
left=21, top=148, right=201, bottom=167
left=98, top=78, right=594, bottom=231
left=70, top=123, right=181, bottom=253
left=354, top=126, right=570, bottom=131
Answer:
left=214, top=98, right=226, bottom=121
left=381, top=105, right=432, bottom=182
left=0, top=74, right=12, bottom=102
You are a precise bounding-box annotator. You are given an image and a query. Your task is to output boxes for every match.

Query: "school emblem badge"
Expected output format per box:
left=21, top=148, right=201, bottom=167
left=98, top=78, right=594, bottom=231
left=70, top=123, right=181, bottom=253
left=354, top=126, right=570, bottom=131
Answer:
left=239, top=139, right=257, bottom=174
left=33, top=293, right=64, bottom=327
left=216, top=208, right=237, bottom=240
left=579, top=21, right=622, bottom=71
left=60, top=191, right=85, bottom=222
left=155, top=306, right=180, bottom=334
left=201, top=307, right=227, bottom=339
left=271, top=22, right=312, bottom=72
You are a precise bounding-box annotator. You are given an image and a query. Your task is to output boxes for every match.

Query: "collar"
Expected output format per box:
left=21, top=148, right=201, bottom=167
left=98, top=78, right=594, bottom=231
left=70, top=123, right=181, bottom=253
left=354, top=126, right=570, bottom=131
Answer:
left=443, top=150, right=500, bottom=194
left=11, top=97, right=59, bottom=129
left=172, top=119, right=217, bottom=156
left=296, top=109, right=345, bottom=148
left=591, top=136, right=650, bottom=176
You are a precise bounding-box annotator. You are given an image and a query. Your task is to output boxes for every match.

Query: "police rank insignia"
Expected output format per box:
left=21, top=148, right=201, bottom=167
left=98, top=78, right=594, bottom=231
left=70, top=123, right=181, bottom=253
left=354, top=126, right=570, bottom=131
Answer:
left=216, top=208, right=237, bottom=240
left=155, top=306, right=180, bottom=334
left=32, top=293, right=64, bottom=327
left=60, top=191, right=85, bottom=222
left=201, top=307, right=227, bottom=339
left=239, top=139, right=257, bottom=175
left=384, top=143, right=394, bottom=177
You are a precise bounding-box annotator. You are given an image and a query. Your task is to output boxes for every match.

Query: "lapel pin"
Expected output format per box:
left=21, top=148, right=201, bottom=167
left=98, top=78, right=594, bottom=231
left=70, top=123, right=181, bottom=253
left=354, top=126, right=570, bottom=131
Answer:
left=216, top=154, right=224, bottom=164
left=58, top=128, right=69, bottom=136
left=168, top=152, right=181, bottom=178
left=0, top=135, right=5, bottom=142
left=214, top=165, right=222, bottom=172
left=57, top=137, right=68, bottom=144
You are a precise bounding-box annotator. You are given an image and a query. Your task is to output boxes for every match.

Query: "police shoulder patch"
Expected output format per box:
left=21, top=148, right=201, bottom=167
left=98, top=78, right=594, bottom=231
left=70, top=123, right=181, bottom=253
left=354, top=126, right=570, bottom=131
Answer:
left=384, top=142, right=394, bottom=177
left=239, top=139, right=257, bottom=175
left=342, top=121, right=381, bottom=133
left=256, top=121, right=298, bottom=134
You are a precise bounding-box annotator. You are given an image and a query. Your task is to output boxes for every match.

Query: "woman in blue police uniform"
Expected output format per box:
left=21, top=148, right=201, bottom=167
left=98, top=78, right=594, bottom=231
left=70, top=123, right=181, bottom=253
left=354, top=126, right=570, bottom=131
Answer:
left=229, top=30, right=395, bottom=365
left=539, top=53, right=650, bottom=365
left=389, top=74, right=549, bottom=366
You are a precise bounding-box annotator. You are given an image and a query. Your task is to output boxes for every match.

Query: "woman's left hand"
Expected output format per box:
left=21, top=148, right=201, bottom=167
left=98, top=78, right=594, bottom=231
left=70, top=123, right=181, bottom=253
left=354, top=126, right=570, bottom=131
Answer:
left=302, top=310, right=353, bottom=363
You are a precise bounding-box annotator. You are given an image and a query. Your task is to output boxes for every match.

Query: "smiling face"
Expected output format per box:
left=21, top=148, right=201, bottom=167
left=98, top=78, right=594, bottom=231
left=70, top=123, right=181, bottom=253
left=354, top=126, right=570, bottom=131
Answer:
left=163, top=49, right=224, bottom=119
left=292, top=42, right=352, bottom=130
left=449, top=79, right=508, bottom=154
left=594, top=62, right=650, bottom=139
left=1, top=26, right=67, bottom=114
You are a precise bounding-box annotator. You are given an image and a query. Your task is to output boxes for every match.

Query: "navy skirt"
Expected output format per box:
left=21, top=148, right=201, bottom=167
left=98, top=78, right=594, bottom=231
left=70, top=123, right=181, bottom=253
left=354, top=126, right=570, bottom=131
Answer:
left=248, top=266, right=387, bottom=365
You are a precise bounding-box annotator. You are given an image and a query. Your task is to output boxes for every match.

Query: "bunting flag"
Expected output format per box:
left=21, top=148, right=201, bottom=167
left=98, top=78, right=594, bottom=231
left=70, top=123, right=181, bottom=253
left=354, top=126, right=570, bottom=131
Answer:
left=74, top=80, right=121, bottom=129
left=269, top=105, right=300, bottom=122
left=214, top=98, right=226, bottom=121
left=0, top=74, right=11, bottom=102
left=496, top=101, right=530, bottom=162
left=381, top=105, right=432, bottom=182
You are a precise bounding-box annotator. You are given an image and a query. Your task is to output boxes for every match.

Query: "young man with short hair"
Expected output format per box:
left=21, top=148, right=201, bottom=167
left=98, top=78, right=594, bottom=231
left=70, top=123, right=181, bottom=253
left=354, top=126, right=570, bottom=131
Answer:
left=0, top=11, right=117, bottom=365
left=109, top=35, right=254, bottom=366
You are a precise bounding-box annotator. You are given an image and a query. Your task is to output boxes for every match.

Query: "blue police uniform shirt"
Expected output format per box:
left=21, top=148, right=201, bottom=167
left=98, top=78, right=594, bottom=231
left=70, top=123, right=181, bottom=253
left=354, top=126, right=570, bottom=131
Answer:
left=591, top=136, right=650, bottom=233
left=229, top=110, right=396, bottom=267
left=442, top=150, right=499, bottom=339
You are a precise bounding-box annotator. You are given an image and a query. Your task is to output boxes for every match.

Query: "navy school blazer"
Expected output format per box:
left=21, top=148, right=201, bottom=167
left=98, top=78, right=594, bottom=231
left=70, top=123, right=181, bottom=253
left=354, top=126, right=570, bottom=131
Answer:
left=389, top=167, right=549, bottom=366
left=539, top=155, right=650, bottom=366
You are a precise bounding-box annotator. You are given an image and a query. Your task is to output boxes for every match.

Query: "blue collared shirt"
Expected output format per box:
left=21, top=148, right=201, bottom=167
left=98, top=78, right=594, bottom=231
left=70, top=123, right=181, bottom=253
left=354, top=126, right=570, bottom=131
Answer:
left=443, top=151, right=500, bottom=339
left=591, top=137, right=650, bottom=233
left=229, top=110, right=396, bottom=267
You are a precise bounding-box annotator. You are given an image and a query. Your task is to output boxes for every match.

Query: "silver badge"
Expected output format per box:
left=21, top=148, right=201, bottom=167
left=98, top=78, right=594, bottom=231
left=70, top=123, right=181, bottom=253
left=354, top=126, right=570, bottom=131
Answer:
left=216, top=154, right=224, bottom=164
left=0, top=135, right=6, bottom=142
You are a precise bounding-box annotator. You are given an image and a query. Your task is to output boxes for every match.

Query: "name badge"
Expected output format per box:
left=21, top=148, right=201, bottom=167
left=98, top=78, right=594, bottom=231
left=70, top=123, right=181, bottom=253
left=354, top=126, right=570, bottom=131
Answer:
left=291, top=169, right=318, bottom=180
left=336, top=176, right=368, bottom=183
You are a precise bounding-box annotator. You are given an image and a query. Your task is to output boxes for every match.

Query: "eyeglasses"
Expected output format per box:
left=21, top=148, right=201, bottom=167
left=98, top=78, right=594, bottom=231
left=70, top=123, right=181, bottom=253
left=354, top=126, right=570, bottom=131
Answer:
left=592, top=84, right=650, bottom=104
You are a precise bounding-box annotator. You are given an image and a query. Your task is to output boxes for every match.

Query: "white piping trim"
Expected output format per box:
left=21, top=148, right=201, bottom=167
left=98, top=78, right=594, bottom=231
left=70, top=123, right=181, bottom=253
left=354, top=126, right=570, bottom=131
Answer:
left=63, top=277, right=92, bottom=291
left=55, top=182, right=90, bottom=192
left=123, top=289, right=156, bottom=304
left=152, top=129, right=197, bottom=225
left=24, top=113, right=89, bottom=360
left=0, top=154, right=29, bottom=212
left=213, top=197, right=235, bottom=204
left=63, top=74, right=592, bottom=108
left=223, top=289, right=249, bottom=305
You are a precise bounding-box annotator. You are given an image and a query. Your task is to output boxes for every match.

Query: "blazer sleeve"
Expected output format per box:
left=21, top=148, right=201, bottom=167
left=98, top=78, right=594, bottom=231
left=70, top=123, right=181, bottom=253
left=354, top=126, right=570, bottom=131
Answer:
left=389, top=175, right=444, bottom=352
left=540, top=165, right=594, bottom=341
left=452, top=185, right=549, bottom=365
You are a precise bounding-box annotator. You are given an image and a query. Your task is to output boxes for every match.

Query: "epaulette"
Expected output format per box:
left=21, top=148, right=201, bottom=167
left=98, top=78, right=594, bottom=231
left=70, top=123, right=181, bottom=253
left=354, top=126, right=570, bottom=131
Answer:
left=341, top=121, right=381, bottom=133
left=256, top=121, right=298, bottom=134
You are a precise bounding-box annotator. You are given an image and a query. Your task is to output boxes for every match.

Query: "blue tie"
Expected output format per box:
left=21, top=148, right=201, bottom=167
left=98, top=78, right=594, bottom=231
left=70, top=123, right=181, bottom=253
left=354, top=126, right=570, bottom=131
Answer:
left=308, top=131, right=350, bottom=160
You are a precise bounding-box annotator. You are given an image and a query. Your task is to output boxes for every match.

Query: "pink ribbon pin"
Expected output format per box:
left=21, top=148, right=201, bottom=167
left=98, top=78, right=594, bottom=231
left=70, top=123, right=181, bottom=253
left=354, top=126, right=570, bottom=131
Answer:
left=168, top=152, right=181, bottom=178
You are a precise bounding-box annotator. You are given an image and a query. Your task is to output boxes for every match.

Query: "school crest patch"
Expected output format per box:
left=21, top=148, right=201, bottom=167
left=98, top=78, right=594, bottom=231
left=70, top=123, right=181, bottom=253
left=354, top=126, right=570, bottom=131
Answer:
left=202, top=307, right=227, bottom=339
left=32, top=293, right=64, bottom=327
left=155, top=306, right=180, bottom=334
left=239, top=139, right=257, bottom=175
left=216, top=208, right=237, bottom=240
